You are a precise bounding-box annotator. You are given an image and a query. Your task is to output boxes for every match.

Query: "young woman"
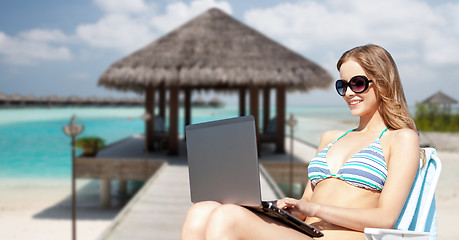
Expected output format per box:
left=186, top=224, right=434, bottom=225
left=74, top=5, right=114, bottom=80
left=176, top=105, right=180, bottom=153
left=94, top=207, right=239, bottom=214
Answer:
left=181, top=44, right=421, bottom=240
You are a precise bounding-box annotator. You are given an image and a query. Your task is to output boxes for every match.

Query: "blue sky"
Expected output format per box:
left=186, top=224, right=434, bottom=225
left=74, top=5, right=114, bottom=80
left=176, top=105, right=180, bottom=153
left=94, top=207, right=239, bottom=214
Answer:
left=1, top=0, right=458, bottom=106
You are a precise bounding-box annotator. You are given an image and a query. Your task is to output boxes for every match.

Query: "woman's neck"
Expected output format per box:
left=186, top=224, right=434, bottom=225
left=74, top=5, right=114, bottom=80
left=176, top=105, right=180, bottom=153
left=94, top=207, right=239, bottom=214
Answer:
left=357, top=110, right=387, bottom=132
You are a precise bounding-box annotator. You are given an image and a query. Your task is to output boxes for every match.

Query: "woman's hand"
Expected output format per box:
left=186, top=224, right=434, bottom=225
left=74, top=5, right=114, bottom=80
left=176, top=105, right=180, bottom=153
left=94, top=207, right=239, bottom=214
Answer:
left=276, top=198, right=320, bottom=220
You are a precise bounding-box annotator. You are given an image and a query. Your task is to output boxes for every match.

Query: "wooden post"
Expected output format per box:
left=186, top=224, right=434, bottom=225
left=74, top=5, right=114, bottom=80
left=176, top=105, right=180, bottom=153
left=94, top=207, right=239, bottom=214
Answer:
left=119, top=180, right=127, bottom=195
left=100, top=179, right=111, bottom=207
left=263, top=87, right=271, bottom=133
left=185, top=88, right=192, bottom=128
left=276, top=85, right=286, bottom=153
left=159, top=83, right=166, bottom=120
left=239, top=88, right=246, bottom=116
left=168, top=85, right=179, bottom=155
left=250, top=85, right=260, bottom=148
left=145, top=85, right=155, bottom=151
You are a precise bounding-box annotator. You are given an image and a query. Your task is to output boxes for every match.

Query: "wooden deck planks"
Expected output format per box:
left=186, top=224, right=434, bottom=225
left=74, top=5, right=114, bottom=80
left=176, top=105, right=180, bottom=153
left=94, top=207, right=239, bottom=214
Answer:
left=101, top=163, right=191, bottom=240
left=98, top=136, right=317, bottom=240
left=101, top=163, right=286, bottom=240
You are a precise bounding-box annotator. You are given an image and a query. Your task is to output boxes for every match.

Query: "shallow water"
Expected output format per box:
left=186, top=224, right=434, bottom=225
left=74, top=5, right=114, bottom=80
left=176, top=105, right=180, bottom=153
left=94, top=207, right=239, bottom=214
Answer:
left=0, top=105, right=356, bottom=178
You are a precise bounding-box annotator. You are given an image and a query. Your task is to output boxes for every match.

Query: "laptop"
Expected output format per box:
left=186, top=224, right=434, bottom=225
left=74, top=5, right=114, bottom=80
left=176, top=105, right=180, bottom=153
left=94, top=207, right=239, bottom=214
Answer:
left=185, top=115, right=323, bottom=238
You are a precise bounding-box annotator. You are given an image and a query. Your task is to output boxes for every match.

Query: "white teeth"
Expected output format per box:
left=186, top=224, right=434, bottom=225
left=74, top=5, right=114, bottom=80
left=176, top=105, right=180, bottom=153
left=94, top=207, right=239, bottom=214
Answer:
left=350, top=100, right=361, bottom=105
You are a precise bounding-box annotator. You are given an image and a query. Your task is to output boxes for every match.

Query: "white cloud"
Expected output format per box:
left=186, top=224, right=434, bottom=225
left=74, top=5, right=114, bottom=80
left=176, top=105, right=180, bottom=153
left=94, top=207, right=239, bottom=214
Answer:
left=0, top=0, right=234, bottom=65
left=242, top=0, right=459, bottom=100
left=150, top=0, right=232, bottom=32
left=244, top=0, right=459, bottom=67
left=76, top=0, right=157, bottom=53
left=76, top=14, right=156, bottom=53
left=94, top=0, right=149, bottom=14
left=68, top=72, right=89, bottom=79
left=0, top=29, right=72, bottom=65
left=18, top=29, right=69, bottom=42
left=76, top=0, right=232, bottom=53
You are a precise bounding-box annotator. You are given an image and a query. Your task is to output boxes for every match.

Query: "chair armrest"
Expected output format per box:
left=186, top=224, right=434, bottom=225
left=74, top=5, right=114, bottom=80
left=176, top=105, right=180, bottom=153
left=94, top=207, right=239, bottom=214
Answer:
left=364, top=228, right=430, bottom=240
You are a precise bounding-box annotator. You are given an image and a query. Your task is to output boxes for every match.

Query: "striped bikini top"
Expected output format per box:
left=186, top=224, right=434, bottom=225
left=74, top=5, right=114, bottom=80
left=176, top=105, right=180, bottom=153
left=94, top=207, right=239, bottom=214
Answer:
left=308, top=128, right=389, bottom=191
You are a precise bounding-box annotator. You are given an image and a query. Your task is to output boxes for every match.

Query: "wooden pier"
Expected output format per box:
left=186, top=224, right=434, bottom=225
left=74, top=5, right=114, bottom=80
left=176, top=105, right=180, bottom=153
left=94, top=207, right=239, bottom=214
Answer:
left=75, top=135, right=317, bottom=239
left=75, top=135, right=167, bottom=207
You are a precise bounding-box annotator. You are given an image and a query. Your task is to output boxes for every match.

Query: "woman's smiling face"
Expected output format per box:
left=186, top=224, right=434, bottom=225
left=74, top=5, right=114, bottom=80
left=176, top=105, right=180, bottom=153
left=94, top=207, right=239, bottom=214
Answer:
left=339, top=59, right=379, bottom=118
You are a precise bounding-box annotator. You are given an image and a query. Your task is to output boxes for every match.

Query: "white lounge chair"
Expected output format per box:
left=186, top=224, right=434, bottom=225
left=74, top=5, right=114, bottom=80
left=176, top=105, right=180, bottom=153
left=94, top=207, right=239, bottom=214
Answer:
left=364, top=148, right=442, bottom=240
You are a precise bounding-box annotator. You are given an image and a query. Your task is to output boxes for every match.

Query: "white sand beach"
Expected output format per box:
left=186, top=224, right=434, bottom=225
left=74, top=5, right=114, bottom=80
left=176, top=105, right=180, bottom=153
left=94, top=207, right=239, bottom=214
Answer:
left=0, top=179, right=127, bottom=240
left=0, top=133, right=458, bottom=240
left=434, top=150, right=459, bottom=240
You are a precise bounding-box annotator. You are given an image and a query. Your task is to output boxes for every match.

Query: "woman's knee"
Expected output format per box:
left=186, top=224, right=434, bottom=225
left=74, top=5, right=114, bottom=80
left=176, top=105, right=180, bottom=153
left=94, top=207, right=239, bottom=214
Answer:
left=188, top=201, right=222, bottom=217
left=182, top=201, right=221, bottom=236
left=205, top=204, right=251, bottom=239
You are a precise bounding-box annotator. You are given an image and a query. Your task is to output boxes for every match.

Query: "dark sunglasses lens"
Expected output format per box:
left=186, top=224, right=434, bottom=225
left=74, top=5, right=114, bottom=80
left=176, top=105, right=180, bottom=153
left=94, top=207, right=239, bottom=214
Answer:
left=335, top=80, right=346, bottom=96
left=350, top=77, right=367, bottom=93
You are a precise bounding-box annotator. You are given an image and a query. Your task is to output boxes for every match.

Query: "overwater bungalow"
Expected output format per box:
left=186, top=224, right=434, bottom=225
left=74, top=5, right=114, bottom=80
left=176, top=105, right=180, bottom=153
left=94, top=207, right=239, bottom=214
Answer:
left=84, top=96, right=101, bottom=106
left=208, top=97, right=224, bottom=108
left=64, top=95, right=84, bottom=106
left=191, top=97, right=208, bottom=107
left=0, top=93, right=9, bottom=106
left=9, top=94, right=23, bottom=106
left=45, top=95, right=64, bottom=107
left=99, top=96, right=116, bottom=106
left=0, top=93, right=144, bottom=108
left=23, top=94, right=38, bottom=106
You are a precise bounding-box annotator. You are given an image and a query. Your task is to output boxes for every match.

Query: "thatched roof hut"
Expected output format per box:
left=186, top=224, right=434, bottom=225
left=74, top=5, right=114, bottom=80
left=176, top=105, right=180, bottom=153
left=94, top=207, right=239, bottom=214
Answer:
left=100, top=96, right=117, bottom=106
left=23, top=94, right=38, bottom=105
left=422, top=91, right=457, bottom=105
left=9, top=94, right=23, bottom=105
left=191, top=97, right=208, bottom=107
left=208, top=97, right=224, bottom=108
left=0, top=93, right=144, bottom=107
left=99, top=8, right=331, bottom=92
left=64, top=95, right=84, bottom=106
left=98, top=8, right=333, bottom=155
left=422, top=91, right=457, bottom=113
left=84, top=96, right=101, bottom=106
left=45, top=95, right=65, bottom=106
left=0, top=93, right=9, bottom=106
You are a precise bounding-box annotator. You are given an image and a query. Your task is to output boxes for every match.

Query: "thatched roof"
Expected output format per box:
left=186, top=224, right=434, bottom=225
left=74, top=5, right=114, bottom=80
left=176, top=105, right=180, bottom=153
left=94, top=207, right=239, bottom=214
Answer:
left=98, top=8, right=332, bottom=93
left=0, top=93, right=7, bottom=101
left=191, top=97, right=207, bottom=107
left=422, top=91, right=457, bottom=105
left=0, top=92, right=145, bottom=107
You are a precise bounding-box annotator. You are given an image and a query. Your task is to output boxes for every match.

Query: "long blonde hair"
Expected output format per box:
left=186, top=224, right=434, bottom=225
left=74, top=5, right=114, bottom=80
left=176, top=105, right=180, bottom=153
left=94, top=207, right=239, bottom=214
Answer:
left=337, top=44, right=416, bottom=132
left=337, top=44, right=425, bottom=164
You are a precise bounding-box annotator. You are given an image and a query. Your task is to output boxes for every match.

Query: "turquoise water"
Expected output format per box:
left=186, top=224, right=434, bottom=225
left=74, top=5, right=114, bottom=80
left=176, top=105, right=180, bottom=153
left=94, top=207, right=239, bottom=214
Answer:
left=0, top=105, right=355, bottom=178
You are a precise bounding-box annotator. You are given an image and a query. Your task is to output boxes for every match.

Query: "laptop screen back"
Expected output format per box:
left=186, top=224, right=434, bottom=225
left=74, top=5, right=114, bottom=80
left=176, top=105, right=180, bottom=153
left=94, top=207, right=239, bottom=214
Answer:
left=185, top=116, right=262, bottom=206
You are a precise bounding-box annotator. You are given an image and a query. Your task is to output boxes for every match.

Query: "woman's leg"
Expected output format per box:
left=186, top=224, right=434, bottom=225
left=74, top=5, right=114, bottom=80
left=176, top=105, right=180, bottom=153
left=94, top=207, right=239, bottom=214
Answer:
left=205, top=204, right=313, bottom=240
left=182, top=201, right=222, bottom=240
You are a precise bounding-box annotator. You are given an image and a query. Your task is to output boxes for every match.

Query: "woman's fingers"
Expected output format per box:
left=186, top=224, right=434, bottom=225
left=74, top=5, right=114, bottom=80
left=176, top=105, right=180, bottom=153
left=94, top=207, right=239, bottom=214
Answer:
left=277, top=198, right=312, bottom=219
left=276, top=198, right=296, bottom=209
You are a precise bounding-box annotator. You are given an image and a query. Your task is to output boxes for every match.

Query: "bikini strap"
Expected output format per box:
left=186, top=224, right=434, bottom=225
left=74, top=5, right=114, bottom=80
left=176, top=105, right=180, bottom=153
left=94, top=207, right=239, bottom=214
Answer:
left=335, top=128, right=356, bottom=142
left=378, top=127, right=390, bottom=139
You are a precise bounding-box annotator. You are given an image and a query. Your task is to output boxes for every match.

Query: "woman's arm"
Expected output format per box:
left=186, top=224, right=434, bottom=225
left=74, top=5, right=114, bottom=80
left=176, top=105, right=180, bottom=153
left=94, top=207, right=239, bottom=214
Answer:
left=279, top=129, right=420, bottom=231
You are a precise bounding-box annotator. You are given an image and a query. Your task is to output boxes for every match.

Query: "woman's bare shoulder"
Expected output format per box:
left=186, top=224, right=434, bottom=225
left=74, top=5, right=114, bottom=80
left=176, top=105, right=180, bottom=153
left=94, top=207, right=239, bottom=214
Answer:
left=384, top=128, right=420, bottom=165
left=386, top=128, right=419, bottom=145
left=317, top=130, right=346, bottom=149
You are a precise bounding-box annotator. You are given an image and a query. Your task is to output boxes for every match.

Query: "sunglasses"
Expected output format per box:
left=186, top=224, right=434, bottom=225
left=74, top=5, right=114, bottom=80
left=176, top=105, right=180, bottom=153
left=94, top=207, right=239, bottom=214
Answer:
left=335, top=75, right=373, bottom=96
